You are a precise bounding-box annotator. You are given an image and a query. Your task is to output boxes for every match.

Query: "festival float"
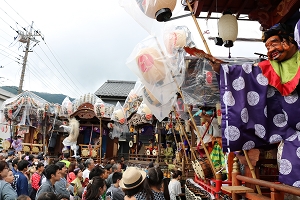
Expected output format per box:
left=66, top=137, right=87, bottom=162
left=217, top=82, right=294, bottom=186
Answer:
left=0, top=90, right=53, bottom=154
left=65, top=93, right=115, bottom=161
left=121, top=0, right=300, bottom=199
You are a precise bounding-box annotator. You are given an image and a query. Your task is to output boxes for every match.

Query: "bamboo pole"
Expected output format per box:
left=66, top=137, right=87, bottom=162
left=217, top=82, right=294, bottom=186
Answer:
left=186, top=0, right=211, bottom=55
left=152, top=35, right=216, bottom=177
left=243, top=150, right=262, bottom=195
left=173, top=86, right=217, bottom=178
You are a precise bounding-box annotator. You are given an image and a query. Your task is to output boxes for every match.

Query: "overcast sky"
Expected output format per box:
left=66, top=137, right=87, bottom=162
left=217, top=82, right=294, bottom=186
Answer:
left=0, top=0, right=266, bottom=99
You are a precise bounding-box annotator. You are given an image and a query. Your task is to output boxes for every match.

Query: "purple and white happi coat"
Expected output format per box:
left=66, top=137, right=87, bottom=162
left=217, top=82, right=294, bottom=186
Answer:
left=219, top=63, right=300, bottom=187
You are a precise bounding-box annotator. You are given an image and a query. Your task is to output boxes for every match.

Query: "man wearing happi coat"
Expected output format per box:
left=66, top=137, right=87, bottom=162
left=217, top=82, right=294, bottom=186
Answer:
left=211, top=22, right=300, bottom=187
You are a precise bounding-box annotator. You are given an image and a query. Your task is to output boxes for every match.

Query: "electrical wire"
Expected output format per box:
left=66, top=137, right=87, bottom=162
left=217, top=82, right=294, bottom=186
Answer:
left=26, top=61, right=67, bottom=95
left=0, top=50, right=21, bottom=64
left=0, top=44, right=23, bottom=57
left=32, top=50, right=81, bottom=97
left=3, top=0, right=31, bottom=27
left=38, top=43, right=86, bottom=95
left=1, top=1, right=89, bottom=97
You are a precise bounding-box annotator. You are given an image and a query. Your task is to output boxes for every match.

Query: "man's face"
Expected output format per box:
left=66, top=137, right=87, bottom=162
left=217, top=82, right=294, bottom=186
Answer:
left=89, top=161, right=95, bottom=170
left=100, top=169, right=109, bottom=179
left=39, top=166, right=45, bottom=172
left=117, top=164, right=122, bottom=172
left=52, top=170, right=61, bottom=182
left=265, top=35, right=289, bottom=61
left=61, top=165, right=68, bottom=175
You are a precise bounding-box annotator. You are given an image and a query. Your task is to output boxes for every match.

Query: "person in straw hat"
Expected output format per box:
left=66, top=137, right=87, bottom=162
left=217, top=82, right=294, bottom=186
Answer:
left=120, top=167, right=146, bottom=200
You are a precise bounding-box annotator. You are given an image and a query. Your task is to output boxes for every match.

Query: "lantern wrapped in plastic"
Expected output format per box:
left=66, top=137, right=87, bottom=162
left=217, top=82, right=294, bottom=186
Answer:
left=180, top=57, right=220, bottom=107
left=163, top=25, right=194, bottom=55
left=142, top=87, right=177, bottom=122
left=123, top=80, right=143, bottom=118
left=127, top=36, right=183, bottom=105
left=137, top=101, right=153, bottom=121
left=61, top=97, right=73, bottom=117
left=111, top=102, right=126, bottom=124
left=94, top=98, right=105, bottom=118
left=136, top=47, right=167, bottom=85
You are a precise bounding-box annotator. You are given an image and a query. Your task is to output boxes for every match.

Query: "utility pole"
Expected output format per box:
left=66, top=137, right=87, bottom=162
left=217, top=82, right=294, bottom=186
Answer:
left=18, top=21, right=42, bottom=94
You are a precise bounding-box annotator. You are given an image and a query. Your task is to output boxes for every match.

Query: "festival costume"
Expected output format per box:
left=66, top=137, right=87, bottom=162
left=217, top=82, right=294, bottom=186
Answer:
left=219, top=51, right=300, bottom=186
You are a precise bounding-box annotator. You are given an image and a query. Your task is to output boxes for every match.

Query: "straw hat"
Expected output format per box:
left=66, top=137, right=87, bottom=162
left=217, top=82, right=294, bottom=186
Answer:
left=119, top=167, right=146, bottom=189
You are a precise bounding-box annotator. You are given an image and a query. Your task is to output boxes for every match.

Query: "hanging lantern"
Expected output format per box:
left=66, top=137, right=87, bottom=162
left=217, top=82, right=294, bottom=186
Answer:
left=218, top=11, right=238, bottom=48
left=136, top=47, right=166, bottom=85
left=138, top=0, right=177, bottom=22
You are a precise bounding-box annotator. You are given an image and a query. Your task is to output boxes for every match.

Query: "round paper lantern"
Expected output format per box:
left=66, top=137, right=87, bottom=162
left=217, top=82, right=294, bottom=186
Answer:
left=165, top=29, right=187, bottom=54
left=218, top=12, right=238, bottom=47
left=143, top=87, right=161, bottom=107
left=136, top=47, right=166, bottom=85
left=112, top=109, right=125, bottom=124
left=139, top=0, right=177, bottom=21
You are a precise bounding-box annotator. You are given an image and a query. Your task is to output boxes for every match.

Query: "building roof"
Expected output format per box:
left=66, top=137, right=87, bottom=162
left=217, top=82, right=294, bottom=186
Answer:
left=94, top=80, right=136, bottom=97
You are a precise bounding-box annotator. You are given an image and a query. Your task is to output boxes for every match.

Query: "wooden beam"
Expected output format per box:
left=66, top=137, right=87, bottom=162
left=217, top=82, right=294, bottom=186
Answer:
left=221, top=0, right=234, bottom=14
left=271, top=0, right=300, bottom=26
left=235, top=0, right=249, bottom=19
left=206, top=0, right=216, bottom=19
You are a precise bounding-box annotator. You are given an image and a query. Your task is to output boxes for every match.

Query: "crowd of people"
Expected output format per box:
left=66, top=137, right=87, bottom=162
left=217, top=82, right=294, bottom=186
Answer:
left=0, top=151, right=185, bottom=200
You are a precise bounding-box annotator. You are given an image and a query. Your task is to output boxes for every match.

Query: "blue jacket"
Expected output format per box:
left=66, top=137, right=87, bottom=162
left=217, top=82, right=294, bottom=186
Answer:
left=15, top=171, right=28, bottom=196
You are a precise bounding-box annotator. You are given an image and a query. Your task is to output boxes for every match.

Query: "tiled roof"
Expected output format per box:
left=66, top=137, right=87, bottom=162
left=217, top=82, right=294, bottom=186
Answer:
left=94, top=80, right=136, bottom=97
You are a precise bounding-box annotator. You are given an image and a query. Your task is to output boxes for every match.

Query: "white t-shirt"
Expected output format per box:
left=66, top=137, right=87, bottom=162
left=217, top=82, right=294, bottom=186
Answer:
left=168, top=179, right=182, bottom=200
left=82, top=169, right=90, bottom=180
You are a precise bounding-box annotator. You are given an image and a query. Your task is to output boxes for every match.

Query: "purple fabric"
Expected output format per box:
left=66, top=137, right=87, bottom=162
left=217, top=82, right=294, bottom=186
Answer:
left=295, top=19, right=300, bottom=50
left=219, top=63, right=300, bottom=187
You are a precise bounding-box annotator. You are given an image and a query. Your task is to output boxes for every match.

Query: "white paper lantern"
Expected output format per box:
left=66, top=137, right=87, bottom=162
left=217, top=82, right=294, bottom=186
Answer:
left=218, top=12, right=238, bottom=47
left=136, top=47, right=166, bottom=85
left=140, top=0, right=177, bottom=21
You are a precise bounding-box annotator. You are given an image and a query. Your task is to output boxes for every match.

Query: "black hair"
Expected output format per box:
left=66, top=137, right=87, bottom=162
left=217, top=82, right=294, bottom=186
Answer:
left=55, top=161, right=66, bottom=170
left=105, top=164, right=112, bottom=171
left=45, top=164, right=59, bottom=179
left=263, top=23, right=298, bottom=47
left=12, top=158, right=19, bottom=167
left=17, top=160, right=29, bottom=171
left=112, top=172, right=122, bottom=184
left=123, top=183, right=144, bottom=197
left=89, top=165, right=104, bottom=180
left=28, top=154, right=34, bottom=161
left=0, top=161, right=8, bottom=180
left=85, top=177, right=106, bottom=200
left=162, top=178, right=170, bottom=200
left=78, top=164, right=85, bottom=171
left=36, top=162, right=44, bottom=169
left=37, top=192, right=59, bottom=200
left=170, top=169, right=182, bottom=179
left=17, top=195, right=30, bottom=200
left=63, top=153, right=70, bottom=159
left=144, top=167, right=164, bottom=200
left=74, top=168, right=81, bottom=176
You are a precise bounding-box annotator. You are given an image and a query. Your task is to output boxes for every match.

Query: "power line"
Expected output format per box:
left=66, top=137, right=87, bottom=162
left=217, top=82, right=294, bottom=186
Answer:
left=27, top=58, right=74, bottom=95
left=37, top=44, right=84, bottom=95
left=26, top=61, right=67, bottom=95
left=32, top=50, right=81, bottom=97
left=0, top=50, right=21, bottom=64
left=3, top=0, right=31, bottom=26
left=0, top=44, right=23, bottom=57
